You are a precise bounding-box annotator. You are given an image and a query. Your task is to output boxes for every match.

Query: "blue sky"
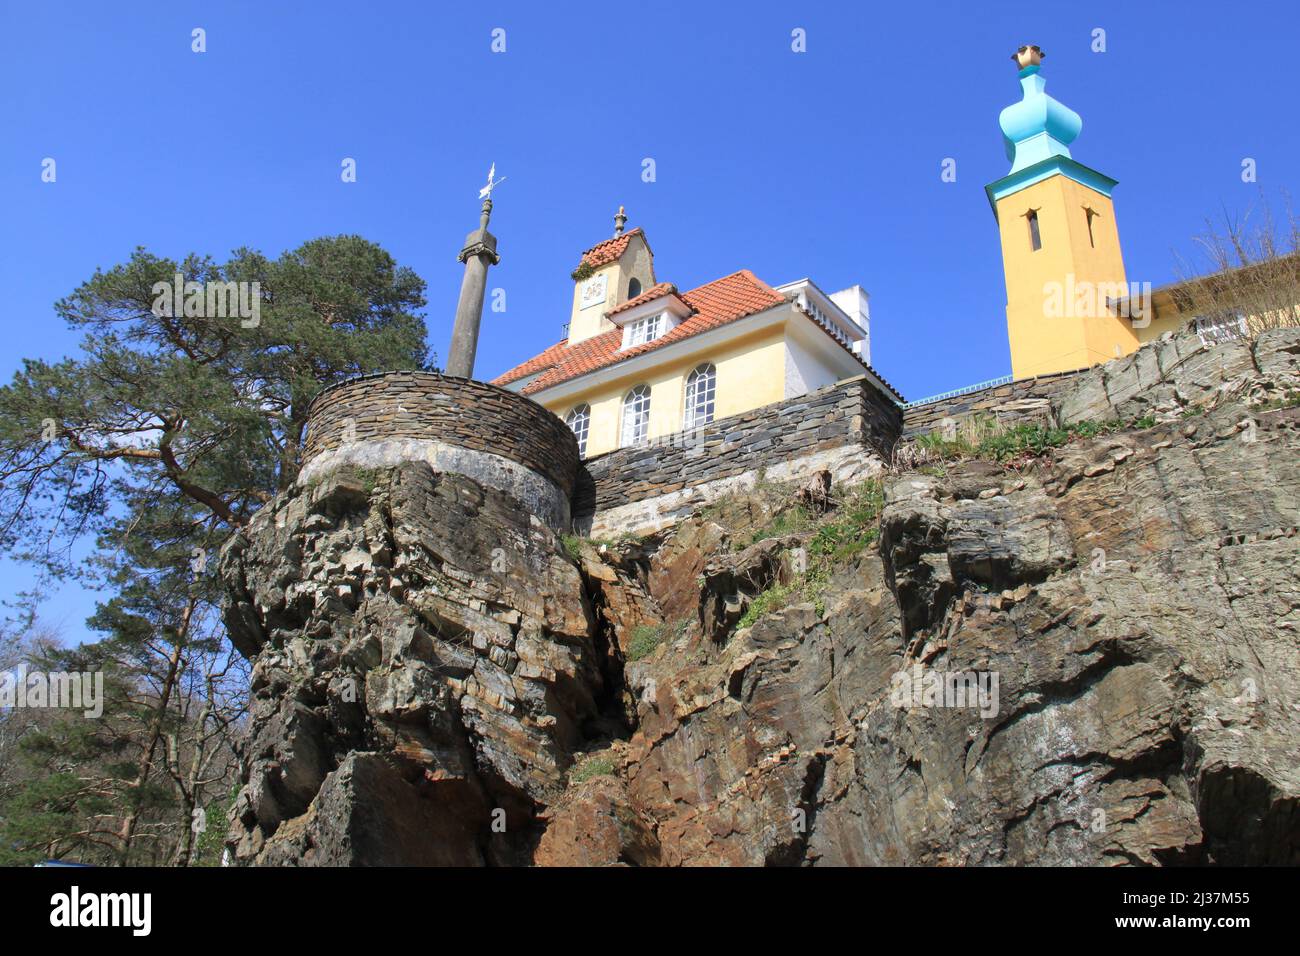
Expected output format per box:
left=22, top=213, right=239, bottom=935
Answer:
left=3, top=0, right=1298, bottom=641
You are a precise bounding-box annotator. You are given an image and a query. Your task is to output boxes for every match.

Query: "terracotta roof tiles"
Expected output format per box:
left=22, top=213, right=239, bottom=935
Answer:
left=492, top=270, right=787, bottom=395
left=604, top=282, right=683, bottom=317
left=491, top=268, right=905, bottom=402
left=577, top=227, right=644, bottom=269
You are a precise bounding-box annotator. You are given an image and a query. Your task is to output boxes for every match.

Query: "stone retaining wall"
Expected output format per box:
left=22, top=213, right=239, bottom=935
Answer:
left=901, top=368, right=1087, bottom=439
left=303, top=371, right=579, bottom=497
left=900, top=326, right=1300, bottom=440
left=300, top=372, right=580, bottom=530
left=575, top=375, right=901, bottom=532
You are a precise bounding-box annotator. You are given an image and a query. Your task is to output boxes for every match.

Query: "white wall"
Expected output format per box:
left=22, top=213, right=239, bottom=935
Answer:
left=783, top=328, right=840, bottom=398
left=829, top=285, right=871, bottom=366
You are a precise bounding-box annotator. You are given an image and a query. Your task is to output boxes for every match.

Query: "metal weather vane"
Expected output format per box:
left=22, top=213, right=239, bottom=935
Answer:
left=478, top=162, right=506, bottom=200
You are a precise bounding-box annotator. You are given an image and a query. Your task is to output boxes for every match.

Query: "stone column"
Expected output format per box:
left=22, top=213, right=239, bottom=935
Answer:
left=446, top=198, right=500, bottom=379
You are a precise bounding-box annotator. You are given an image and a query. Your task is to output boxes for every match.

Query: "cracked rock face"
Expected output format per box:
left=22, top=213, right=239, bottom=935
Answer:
left=868, top=403, right=1300, bottom=864
left=220, top=464, right=608, bottom=865
left=222, top=327, right=1300, bottom=866
left=539, top=403, right=1299, bottom=866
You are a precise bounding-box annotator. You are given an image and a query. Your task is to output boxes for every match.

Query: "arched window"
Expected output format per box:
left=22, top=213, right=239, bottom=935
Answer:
left=565, top=404, right=591, bottom=457
left=620, top=385, right=651, bottom=447
left=628, top=277, right=642, bottom=299
left=683, top=363, right=717, bottom=429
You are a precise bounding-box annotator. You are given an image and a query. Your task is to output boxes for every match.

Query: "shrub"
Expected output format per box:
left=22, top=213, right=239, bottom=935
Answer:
left=737, top=582, right=796, bottom=630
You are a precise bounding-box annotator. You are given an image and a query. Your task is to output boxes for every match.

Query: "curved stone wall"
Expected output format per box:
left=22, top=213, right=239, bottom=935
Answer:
left=301, top=372, right=579, bottom=529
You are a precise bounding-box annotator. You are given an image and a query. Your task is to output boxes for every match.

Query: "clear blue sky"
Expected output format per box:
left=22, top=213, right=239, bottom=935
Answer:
left=3, top=0, right=1297, bottom=641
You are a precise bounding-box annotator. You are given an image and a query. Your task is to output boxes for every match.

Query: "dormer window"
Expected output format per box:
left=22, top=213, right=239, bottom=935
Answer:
left=624, top=312, right=665, bottom=348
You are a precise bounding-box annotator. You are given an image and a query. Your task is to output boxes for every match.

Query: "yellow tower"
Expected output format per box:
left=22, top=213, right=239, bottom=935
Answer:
left=987, top=45, right=1139, bottom=379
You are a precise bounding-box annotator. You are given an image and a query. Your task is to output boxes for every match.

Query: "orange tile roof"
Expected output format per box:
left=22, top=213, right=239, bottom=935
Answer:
left=604, top=282, right=683, bottom=317
left=493, top=270, right=787, bottom=394
left=491, top=268, right=906, bottom=402
left=578, top=227, right=644, bottom=269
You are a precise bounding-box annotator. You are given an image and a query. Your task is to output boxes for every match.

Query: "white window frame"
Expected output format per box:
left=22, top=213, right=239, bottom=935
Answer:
left=683, top=362, right=717, bottom=430
left=620, top=385, right=651, bottom=447
left=565, top=404, right=591, bottom=457
left=623, top=312, right=665, bottom=349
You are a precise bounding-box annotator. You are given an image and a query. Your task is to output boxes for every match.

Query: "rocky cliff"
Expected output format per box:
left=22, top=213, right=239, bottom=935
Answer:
left=221, top=327, right=1300, bottom=865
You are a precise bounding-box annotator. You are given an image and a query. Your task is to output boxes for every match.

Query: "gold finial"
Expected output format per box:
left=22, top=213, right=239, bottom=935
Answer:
left=1012, top=44, right=1045, bottom=69
left=614, top=205, right=627, bottom=237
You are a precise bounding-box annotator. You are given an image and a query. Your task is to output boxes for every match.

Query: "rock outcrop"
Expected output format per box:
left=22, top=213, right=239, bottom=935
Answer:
left=221, top=465, right=613, bottom=865
left=222, top=327, right=1300, bottom=865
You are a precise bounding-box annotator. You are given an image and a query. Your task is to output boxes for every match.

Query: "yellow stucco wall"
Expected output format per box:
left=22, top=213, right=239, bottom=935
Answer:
left=538, top=326, right=788, bottom=458
left=1132, top=304, right=1300, bottom=345
left=567, top=262, right=622, bottom=343
left=1133, top=313, right=1185, bottom=343
left=996, top=174, right=1141, bottom=378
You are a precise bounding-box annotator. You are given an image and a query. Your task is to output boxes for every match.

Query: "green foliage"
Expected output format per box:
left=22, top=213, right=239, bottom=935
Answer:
left=625, top=617, right=690, bottom=662
left=569, top=753, right=616, bottom=784
left=570, top=261, right=597, bottom=282
left=0, top=646, right=162, bottom=866
left=350, top=466, right=383, bottom=494
left=809, top=481, right=885, bottom=562
left=916, top=415, right=1158, bottom=463
left=560, top=533, right=584, bottom=563
left=1253, top=390, right=1300, bottom=412
left=627, top=624, right=664, bottom=661
left=0, top=236, right=428, bottom=574
left=0, top=235, right=420, bottom=865
left=737, top=582, right=797, bottom=630
left=736, top=480, right=885, bottom=629
left=748, top=504, right=816, bottom=546
left=191, top=785, right=238, bottom=866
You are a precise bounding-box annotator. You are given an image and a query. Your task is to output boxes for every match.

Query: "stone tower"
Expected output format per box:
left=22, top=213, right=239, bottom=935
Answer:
left=986, top=45, right=1139, bottom=379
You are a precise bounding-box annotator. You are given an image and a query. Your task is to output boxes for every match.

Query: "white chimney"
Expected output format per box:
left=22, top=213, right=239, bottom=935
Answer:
left=829, top=285, right=871, bottom=366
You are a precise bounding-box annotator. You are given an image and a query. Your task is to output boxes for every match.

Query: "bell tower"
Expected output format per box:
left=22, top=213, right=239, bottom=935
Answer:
left=566, top=207, right=656, bottom=344
left=986, top=45, right=1139, bottom=379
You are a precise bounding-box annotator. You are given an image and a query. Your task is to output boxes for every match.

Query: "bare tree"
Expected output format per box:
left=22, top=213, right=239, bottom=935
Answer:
left=164, top=647, right=248, bottom=866
left=1174, top=190, right=1300, bottom=338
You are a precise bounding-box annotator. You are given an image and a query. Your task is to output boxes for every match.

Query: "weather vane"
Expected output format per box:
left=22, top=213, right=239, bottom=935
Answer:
left=478, top=162, right=506, bottom=200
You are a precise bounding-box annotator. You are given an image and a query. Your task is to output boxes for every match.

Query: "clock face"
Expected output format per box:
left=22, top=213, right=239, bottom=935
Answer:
left=579, top=273, right=608, bottom=310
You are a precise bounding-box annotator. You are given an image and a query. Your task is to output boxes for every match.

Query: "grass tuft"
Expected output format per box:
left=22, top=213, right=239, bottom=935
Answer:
left=569, top=753, right=616, bottom=784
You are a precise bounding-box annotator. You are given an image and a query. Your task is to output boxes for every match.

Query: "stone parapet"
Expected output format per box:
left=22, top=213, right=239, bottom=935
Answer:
left=302, top=372, right=579, bottom=529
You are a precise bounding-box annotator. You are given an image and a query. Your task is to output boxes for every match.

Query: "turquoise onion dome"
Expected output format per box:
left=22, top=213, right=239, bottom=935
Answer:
left=998, top=46, right=1083, bottom=174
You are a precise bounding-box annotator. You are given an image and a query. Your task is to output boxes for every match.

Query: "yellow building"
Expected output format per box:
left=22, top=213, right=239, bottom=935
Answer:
left=989, top=46, right=1300, bottom=377
left=988, top=45, right=1146, bottom=379
left=493, top=212, right=900, bottom=458
left=1110, top=253, right=1300, bottom=344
